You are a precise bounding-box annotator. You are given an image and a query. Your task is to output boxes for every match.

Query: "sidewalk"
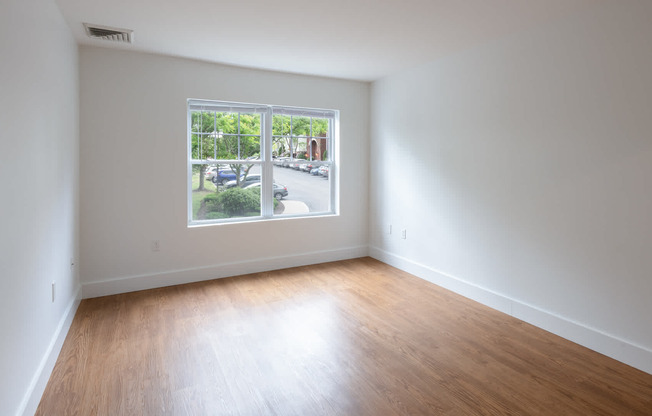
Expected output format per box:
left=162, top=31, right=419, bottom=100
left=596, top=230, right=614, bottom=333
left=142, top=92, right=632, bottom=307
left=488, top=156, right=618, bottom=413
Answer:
left=279, top=200, right=309, bottom=214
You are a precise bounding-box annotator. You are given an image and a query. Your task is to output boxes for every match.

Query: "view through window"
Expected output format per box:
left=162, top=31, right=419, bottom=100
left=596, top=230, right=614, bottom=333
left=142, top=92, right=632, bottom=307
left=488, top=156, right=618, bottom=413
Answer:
left=188, top=100, right=338, bottom=225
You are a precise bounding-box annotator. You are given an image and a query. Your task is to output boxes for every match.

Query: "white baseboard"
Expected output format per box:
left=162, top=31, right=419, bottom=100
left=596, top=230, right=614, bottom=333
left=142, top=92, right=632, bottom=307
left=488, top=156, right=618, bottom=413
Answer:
left=369, top=246, right=652, bottom=375
left=19, top=286, right=82, bottom=416
left=82, top=245, right=369, bottom=299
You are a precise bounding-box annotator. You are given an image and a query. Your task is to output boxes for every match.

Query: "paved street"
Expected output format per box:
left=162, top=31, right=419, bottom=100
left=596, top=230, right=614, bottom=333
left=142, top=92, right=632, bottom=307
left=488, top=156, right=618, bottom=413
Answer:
left=272, top=165, right=330, bottom=212
left=246, top=165, right=330, bottom=212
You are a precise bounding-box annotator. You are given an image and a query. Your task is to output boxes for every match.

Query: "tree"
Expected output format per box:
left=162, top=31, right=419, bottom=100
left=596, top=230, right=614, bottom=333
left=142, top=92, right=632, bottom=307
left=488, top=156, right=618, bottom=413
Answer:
left=190, top=111, right=261, bottom=190
left=271, top=115, right=329, bottom=159
left=217, top=113, right=260, bottom=187
left=190, top=111, right=217, bottom=191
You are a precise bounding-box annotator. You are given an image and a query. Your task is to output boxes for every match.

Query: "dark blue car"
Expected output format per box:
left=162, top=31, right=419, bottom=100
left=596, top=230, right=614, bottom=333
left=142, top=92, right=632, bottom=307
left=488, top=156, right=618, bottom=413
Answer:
left=211, top=169, right=242, bottom=185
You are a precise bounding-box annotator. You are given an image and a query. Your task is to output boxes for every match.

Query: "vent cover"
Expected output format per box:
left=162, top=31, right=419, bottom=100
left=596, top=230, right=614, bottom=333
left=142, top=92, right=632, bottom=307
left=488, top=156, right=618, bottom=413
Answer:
left=83, top=23, right=133, bottom=43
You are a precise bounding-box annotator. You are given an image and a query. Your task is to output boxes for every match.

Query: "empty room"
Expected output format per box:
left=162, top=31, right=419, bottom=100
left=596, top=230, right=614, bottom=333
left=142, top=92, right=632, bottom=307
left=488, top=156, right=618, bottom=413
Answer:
left=2, top=0, right=652, bottom=415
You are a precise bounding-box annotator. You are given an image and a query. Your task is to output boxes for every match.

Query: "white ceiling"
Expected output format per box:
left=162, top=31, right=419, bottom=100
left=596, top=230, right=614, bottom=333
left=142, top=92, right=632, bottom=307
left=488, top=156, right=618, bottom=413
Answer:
left=55, top=0, right=601, bottom=81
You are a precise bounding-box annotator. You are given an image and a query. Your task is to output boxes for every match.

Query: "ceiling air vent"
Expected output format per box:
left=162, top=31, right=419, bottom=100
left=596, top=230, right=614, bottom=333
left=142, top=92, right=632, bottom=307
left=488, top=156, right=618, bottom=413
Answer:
left=83, top=23, right=134, bottom=43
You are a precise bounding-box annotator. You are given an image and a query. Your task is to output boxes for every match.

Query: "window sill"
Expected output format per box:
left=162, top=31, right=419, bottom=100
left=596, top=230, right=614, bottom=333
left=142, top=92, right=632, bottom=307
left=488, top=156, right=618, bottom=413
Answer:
left=188, top=212, right=339, bottom=228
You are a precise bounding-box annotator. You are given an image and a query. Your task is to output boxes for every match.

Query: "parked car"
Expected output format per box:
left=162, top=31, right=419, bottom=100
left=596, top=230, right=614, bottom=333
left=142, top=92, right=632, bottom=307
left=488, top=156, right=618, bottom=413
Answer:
left=204, top=166, right=218, bottom=180
left=300, top=163, right=317, bottom=172
left=299, top=162, right=315, bottom=172
left=310, top=167, right=321, bottom=175
left=205, top=164, right=231, bottom=180
left=211, top=169, right=242, bottom=185
left=244, top=182, right=288, bottom=200
left=318, top=165, right=329, bottom=177
left=274, top=157, right=289, bottom=166
left=223, top=174, right=262, bottom=189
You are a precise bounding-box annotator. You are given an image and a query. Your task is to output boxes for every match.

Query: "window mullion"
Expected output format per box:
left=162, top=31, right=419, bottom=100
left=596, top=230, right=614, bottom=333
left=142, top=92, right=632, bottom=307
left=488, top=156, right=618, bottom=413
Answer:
left=330, top=116, right=338, bottom=213
left=199, top=111, right=203, bottom=158
left=237, top=113, right=241, bottom=159
left=290, top=116, right=294, bottom=159
left=187, top=106, right=193, bottom=224
left=309, top=117, right=313, bottom=161
left=213, top=112, right=217, bottom=160
left=261, top=110, right=273, bottom=217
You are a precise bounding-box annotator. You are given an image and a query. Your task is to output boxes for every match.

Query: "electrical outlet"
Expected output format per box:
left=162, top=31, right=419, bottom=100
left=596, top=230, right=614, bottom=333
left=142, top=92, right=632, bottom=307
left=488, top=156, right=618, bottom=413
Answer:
left=51, top=281, right=56, bottom=302
left=151, top=240, right=160, bottom=252
left=401, top=229, right=407, bottom=240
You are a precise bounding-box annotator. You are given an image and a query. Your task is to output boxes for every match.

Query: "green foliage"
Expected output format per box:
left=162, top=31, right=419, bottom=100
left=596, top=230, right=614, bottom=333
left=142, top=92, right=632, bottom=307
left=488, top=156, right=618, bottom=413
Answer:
left=200, top=186, right=280, bottom=219
left=201, top=187, right=259, bottom=217
left=272, top=115, right=328, bottom=137
left=220, top=188, right=260, bottom=216
left=192, top=111, right=328, bottom=161
left=271, top=115, right=329, bottom=157
left=200, top=185, right=280, bottom=219
left=190, top=111, right=261, bottom=160
left=202, top=193, right=220, bottom=211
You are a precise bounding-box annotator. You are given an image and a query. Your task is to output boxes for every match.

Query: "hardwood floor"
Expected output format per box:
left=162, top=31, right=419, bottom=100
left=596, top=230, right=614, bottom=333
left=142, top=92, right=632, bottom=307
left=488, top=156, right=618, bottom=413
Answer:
left=37, top=257, right=652, bottom=415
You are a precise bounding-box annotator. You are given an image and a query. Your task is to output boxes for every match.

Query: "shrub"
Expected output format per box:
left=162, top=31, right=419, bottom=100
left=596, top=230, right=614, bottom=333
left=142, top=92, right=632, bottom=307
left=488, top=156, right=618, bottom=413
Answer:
left=216, top=187, right=260, bottom=216
left=202, top=193, right=220, bottom=211
left=201, top=187, right=274, bottom=218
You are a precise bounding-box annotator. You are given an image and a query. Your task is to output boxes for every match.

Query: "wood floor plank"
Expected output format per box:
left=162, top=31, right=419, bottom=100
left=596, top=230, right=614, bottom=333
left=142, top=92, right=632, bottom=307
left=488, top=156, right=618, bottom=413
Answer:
left=37, top=257, right=652, bottom=415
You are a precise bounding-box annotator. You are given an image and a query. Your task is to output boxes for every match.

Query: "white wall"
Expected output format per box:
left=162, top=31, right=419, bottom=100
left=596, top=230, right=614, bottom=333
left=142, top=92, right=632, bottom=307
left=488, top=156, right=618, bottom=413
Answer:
left=370, top=0, right=652, bottom=373
left=0, top=1, right=80, bottom=415
left=79, top=47, right=369, bottom=297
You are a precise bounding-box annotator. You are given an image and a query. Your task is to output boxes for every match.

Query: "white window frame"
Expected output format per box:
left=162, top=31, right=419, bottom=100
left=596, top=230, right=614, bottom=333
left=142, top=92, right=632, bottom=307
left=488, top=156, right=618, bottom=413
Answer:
left=187, top=99, right=339, bottom=226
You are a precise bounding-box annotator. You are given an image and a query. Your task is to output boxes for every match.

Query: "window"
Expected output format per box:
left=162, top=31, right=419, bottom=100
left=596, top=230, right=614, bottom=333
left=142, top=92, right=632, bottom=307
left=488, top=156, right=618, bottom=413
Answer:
left=188, top=100, right=338, bottom=225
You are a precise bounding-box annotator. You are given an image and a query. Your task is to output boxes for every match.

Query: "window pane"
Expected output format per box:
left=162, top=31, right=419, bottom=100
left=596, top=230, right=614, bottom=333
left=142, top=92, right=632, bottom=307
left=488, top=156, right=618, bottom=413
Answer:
left=191, top=111, right=216, bottom=134
left=217, top=134, right=239, bottom=159
left=217, top=112, right=238, bottom=135
left=270, top=114, right=330, bottom=161
left=308, top=137, right=329, bottom=161
left=238, top=113, right=261, bottom=159
left=296, top=137, right=308, bottom=159
left=239, top=135, right=260, bottom=160
left=311, top=118, right=330, bottom=161
left=191, top=163, right=262, bottom=221
left=191, top=112, right=201, bottom=133
left=311, top=118, right=329, bottom=137
left=191, top=133, right=200, bottom=159
left=272, top=135, right=289, bottom=158
left=292, top=116, right=311, bottom=137
left=273, top=161, right=330, bottom=216
left=239, top=113, right=260, bottom=134
left=272, top=115, right=291, bottom=136
left=272, top=115, right=291, bottom=158
left=208, top=112, right=261, bottom=159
